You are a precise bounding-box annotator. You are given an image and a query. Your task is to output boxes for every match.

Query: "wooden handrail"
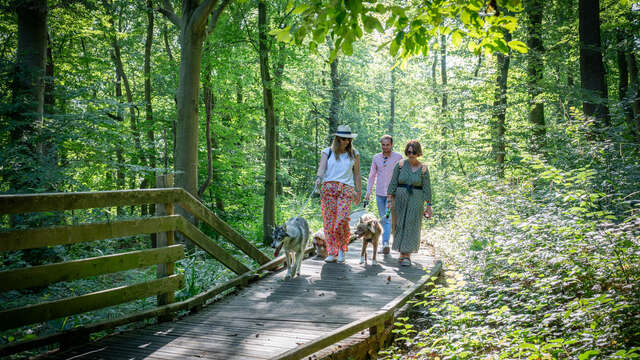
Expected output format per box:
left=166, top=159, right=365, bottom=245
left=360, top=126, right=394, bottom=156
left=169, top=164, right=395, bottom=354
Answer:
left=0, top=187, right=273, bottom=357
left=269, top=260, right=443, bottom=360
left=0, top=188, right=183, bottom=214
left=0, top=215, right=181, bottom=251
left=0, top=245, right=184, bottom=291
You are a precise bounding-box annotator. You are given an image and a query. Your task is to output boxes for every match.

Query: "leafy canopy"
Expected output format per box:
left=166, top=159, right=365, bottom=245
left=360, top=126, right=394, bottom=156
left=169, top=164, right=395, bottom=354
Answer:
left=271, top=0, right=527, bottom=65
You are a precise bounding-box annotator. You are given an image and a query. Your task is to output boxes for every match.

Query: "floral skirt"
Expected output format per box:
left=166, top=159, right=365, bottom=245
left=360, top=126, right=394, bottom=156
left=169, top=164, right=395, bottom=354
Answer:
left=321, top=181, right=355, bottom=256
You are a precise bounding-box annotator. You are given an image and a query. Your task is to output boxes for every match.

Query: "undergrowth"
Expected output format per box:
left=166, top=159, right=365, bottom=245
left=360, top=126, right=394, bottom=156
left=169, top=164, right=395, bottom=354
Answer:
left=380, top=163, right=640, bottom=359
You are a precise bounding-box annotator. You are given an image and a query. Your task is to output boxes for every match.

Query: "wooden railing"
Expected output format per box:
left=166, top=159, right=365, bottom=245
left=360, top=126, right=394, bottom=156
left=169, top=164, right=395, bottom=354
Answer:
left=0, top=181, right=279, bottom=357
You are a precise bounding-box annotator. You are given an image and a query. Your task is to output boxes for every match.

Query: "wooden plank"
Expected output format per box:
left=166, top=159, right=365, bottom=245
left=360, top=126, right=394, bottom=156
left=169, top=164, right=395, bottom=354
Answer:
left=0, top=188, right=183, bottom=214
left=156, top=174, right=175, bottom=311
left=178, top=191, right=270, bottom=265
left=0, top=215, right=181, bottom=252
left=0, top=274, right=184, bottom=331
left=0, top=245, right=184, bottom=291
left=13, top=246, right=183, bottom=291
left=177, top=217, right=251, bottom=275
left=270, top=311, right=392, bottom=360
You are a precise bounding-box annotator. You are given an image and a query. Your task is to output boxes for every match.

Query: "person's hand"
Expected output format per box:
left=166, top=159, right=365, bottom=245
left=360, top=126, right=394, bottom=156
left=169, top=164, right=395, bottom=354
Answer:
left=424, top=205, right=433, bottom=219
left=364, top=194, right=370, bottom=202
left=315, top=176, right=322, bottom=187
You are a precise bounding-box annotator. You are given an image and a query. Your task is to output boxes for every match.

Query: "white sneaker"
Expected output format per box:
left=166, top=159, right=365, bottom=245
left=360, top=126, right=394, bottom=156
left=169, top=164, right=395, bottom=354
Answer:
left=324, top=255, right=337, bottom=263
left=337, top=250, right=345, bottom=263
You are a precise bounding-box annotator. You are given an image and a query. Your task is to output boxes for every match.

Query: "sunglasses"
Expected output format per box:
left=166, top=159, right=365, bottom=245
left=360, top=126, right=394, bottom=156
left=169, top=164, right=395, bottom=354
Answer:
left=338, top=137, right=351, bottom=142
left=406, top=150, right=417, bottom=155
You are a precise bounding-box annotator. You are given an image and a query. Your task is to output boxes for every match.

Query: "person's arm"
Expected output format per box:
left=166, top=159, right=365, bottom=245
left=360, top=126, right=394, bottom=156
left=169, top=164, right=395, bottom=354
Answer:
left=315, top=151, right=328, bottom=187
left=353, top=154, right=361, bottom=206
left=365, top=157, right=377, bottom=201
left=387, top=163, right=400, bottom=210
left=422, top=165, right=433, bottom=218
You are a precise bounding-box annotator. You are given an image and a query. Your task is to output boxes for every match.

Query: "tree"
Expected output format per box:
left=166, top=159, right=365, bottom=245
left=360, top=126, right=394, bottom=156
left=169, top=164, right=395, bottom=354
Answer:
left=258, top=0, right=277, bottom=245
left=157, top=0, right=231, bottom=196
left=493, top=30, right=512, bottom=179
left=9, top=0, right=48, bottom=194
left=578, top=0, right=609, bottom=128
left=524, top=0, right=545, bottom=150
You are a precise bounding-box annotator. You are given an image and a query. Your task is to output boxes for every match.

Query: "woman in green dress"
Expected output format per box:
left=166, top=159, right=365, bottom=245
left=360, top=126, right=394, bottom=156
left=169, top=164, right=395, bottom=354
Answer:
left=387, top=140, right=433, bottom=266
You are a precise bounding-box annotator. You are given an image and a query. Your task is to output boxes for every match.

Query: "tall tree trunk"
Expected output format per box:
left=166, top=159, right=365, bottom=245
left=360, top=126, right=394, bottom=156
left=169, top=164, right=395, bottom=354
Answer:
left=628, top=53, right=640, bottom=137
left=198, top=51, right=214, bottom=199
left=158, top=0, right=231, bottom=196
left=440, top=34, right=448, bottom=173
left=493, top=31, right=512, bottom=179
left=578, top=0, right=610, bottom=128
left=273, top=43, right=286, bottom=196
left=525, top=0, right=546, bottom=150
left=114, top=68, right=126, bottom=193
left=258, top=0, right=277, bottom=245
left=389, top=67, right=396, bottom=135
left=616, top=31, right=637, bottom=138
left=9, top=0, right=47, bottom=194
left=144, top=0, right=156, bottom=224
left=328, top=53, right=341, bottom=144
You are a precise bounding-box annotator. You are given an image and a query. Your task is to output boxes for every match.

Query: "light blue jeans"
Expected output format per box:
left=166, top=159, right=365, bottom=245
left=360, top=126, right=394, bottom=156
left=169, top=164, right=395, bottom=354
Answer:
left=375, top=195, right=391, bottom=247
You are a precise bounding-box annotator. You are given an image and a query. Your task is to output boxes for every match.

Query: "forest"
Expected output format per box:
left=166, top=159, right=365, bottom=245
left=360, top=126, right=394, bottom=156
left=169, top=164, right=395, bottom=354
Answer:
left=1, top=0, right=639, bottom=359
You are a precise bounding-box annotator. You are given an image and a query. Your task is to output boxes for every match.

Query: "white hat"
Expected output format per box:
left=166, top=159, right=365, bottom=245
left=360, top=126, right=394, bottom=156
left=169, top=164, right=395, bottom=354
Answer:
left=332, top=124, right=358, bottom=138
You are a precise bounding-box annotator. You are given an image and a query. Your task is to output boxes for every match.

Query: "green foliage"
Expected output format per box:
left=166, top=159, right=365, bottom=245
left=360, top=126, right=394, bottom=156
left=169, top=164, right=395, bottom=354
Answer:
left=276, top=0, right=527, bottom=64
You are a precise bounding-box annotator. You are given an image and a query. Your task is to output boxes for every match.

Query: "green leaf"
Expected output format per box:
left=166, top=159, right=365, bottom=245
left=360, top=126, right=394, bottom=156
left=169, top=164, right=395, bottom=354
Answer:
left=292, top=4, right=310, bottom=15
left=578, top=350, right=601, bottom=360
left=451, top=31, right=463, bottom=48
left=508, top=40, right=528, bottom=53
left=390, top=39, right=399, bottom=57
left=342, top=39, right=353, bottom=55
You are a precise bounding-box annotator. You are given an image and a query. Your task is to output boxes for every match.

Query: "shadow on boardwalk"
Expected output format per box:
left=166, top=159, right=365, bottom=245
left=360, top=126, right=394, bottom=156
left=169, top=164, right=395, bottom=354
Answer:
left=44, top=240, right=437, bottom=360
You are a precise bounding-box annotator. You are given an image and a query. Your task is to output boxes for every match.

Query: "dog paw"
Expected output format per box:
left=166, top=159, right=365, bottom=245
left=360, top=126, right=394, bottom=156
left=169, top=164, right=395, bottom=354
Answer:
left=360, top=256, right=365, bottom=264
left=284, top=274, right=292, bottom=280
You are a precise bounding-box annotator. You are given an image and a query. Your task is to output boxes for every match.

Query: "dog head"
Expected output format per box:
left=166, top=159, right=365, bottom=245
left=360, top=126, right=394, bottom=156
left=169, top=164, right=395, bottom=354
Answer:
left=354, top=213, right=381, bottom=239
left=272, top=224, right=287, bottom=249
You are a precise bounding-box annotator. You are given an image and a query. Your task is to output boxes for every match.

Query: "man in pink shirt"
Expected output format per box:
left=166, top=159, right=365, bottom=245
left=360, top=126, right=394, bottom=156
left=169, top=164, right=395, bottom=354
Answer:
left=364, top=135, right=403, bottom=254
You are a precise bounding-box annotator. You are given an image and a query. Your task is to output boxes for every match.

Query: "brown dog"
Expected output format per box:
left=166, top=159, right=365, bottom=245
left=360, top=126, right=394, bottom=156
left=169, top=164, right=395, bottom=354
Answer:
left=354, top=213, right=382, bottom=265
left=311, top=229, right=328, bottom=259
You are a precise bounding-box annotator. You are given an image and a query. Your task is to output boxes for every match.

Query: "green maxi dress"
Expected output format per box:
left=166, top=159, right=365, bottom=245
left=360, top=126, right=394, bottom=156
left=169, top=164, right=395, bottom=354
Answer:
left=387, top=161, right=432, bottom=254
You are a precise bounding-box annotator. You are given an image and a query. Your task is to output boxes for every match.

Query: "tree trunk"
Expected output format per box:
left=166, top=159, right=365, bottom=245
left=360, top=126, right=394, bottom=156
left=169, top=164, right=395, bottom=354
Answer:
left=9, top=0, right=47, bottom=193
left=198, top=55, right=214, bottom=199
left=114, top=70, right=126, bottom=194
left=328, top=53, right=341, bottom=144
left=440, top=34, right=448, bottom=173
left=158, top=0, right=231, bottom=197
left=626, top=52, right=640, bottom=141
left=259, top=0, right=277, bottom=246
left=493, top=31, right=512, bottom=179
left=525, top=0, right=546, bottom=150
left=578, top=0, right=610, bottom=128
left=144, top=0, right=156, bottom=223
left=389, top=67, right=396, bottom=135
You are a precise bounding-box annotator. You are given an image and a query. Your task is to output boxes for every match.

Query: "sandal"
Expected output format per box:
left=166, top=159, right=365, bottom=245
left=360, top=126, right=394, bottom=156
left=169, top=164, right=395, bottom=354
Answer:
left=400, top=257, right=411, bottom=267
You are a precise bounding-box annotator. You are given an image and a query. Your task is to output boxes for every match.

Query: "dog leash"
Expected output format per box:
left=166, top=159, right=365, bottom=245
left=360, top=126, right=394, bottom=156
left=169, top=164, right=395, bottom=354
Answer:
left=296, top=182, right=318, bottom=218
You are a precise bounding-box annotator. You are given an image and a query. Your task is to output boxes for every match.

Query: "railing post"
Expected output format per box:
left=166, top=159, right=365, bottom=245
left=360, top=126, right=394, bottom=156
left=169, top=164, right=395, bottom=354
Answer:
left=156, top=174, right=175, bottom=322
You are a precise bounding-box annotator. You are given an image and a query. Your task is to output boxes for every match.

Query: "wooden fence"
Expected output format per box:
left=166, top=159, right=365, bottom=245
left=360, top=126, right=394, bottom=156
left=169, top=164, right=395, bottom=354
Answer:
left=0, top=178, right=278, bottom=357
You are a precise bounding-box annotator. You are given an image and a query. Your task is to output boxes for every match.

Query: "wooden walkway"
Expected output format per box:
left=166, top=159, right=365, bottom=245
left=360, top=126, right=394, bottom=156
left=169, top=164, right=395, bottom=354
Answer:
left=44, top=240, right=437, bottom=360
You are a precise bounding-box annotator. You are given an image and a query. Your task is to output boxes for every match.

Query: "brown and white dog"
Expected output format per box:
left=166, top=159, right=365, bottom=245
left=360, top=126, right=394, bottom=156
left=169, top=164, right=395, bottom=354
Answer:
left=311, top=229, right=328, bottom=259
left=354, top=213, right=383, bottom=265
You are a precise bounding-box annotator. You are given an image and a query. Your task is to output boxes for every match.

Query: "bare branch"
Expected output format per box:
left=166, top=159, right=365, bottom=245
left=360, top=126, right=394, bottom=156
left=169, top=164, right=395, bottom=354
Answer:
left=206, top=0, right=232, bottom=38
left=157, top=0, right=180, bottom=28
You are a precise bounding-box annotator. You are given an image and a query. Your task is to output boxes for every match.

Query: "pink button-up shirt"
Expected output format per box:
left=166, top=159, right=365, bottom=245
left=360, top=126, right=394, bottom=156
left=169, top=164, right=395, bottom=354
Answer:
left=366, top=151, right=403, bottom=197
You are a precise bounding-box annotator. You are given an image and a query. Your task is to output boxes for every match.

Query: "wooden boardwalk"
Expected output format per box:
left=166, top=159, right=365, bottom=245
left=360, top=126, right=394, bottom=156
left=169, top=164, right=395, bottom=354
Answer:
left=44, top=240, right=437, bottom=360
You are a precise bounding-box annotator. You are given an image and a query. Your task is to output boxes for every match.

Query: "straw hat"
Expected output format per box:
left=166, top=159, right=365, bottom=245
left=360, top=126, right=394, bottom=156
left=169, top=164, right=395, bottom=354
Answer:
left=332, top=124, right=358, bottom=138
